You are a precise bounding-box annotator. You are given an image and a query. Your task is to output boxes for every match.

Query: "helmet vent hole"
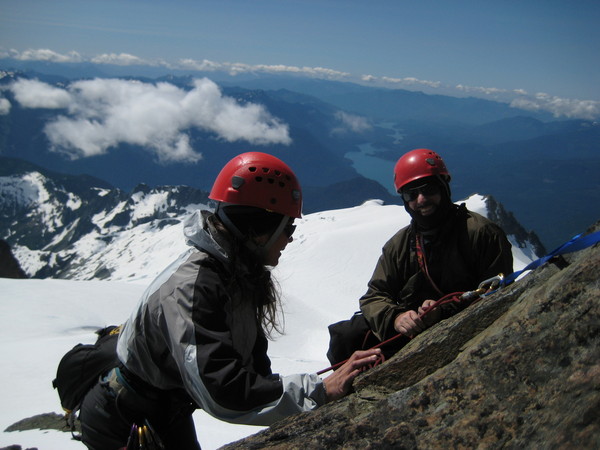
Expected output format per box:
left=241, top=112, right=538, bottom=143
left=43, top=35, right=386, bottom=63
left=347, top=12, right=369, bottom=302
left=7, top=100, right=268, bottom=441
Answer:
left=274, top=170, right=281, bottom=176
left=279, top=182, right=285, bottom=188
left=231, top=176, right=245, bottom=189
left=262, top=167, right=269, bottom=173
left=268, top=178, right=275, bottom=184
left=255, top=176, right=263, bottom=182
left=249, top=167, right=257, bottom=172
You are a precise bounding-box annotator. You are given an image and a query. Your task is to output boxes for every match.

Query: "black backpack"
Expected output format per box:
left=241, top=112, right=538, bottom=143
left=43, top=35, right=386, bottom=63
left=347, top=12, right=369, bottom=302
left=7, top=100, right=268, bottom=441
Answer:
left=52, top=325, right=121, bottom=437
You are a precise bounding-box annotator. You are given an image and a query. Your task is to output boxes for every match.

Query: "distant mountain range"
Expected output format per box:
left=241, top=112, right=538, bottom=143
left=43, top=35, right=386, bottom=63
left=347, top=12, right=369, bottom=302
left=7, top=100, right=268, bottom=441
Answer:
left=0, top=65, right=598, bottom=249
left=0, top=159, right=544, bottom=279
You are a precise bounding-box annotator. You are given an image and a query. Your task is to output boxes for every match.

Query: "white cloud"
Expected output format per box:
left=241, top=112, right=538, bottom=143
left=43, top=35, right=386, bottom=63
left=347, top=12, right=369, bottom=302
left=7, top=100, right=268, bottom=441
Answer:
left=10, top=78, right=72, bottom=108
left=331, top=111, right=371, bottom=135
left=0, top=98, right=11, bottom=115
left=177, top=58, right=350, bottom=79
left=454, top=84, right=600, bottom=119
left=454, top=84, right=534, bottom=101
left=3, top=48, right=599, bottom=120
left=455, top=84, right=510, bottom=96
left=8, top=77, right=291, bottom=162
left=8, top=48, right=83, bottom=63
left=91, top=53, right=148, bottom=66
left=178, top=59, right=224, bottom=72
left=361, top=74, right=442, bottom=90
left=510, top=93, right=600, bottom=120
left=379, top=76, right=441, bottom=89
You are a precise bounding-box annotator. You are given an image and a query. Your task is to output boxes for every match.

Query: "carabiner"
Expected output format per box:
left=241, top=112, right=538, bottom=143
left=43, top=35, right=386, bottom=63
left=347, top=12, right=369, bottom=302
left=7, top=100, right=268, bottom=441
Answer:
left=477, top=274, right=504, bottom=292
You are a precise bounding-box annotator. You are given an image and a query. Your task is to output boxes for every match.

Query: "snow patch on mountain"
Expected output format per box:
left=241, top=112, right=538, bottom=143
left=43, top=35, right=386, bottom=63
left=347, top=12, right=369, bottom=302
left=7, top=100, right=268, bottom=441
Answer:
left=1, top=172, right=66, bottom=233
left=1, top=169, right=543, bottom=283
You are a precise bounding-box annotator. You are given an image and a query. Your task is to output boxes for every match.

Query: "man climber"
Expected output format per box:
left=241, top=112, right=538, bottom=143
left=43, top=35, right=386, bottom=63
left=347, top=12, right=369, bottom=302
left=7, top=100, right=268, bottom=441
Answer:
left=359, top=148, right=513, bottom=342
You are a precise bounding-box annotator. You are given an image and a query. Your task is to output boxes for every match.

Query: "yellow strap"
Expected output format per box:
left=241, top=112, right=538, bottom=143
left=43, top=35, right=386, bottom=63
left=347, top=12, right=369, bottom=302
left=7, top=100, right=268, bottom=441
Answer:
left=108, top=324, right=122, bottom=335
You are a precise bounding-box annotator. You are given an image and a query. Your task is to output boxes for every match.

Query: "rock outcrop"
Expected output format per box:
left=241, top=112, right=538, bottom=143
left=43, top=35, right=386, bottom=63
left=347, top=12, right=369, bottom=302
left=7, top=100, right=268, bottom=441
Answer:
left=0, top=240, right=27, bottom=279
left=224, top=221, right=600, bottom=449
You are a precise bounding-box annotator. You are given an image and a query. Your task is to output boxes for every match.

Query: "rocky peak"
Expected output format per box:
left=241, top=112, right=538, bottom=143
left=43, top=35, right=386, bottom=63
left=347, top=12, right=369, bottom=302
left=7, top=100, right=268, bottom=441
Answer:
left=484, top=194, right=546, bottom=255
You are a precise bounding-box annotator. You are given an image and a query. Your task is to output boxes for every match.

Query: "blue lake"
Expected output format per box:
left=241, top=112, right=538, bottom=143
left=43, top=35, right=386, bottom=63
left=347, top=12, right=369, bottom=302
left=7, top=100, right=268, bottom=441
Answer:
left=345, top=143, right=397, bottom=194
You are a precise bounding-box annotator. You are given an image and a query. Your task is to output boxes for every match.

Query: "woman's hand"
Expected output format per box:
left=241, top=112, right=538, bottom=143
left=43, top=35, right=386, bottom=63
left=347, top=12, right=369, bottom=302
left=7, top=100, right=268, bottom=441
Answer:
left=323, top=348, right=381, bottom=401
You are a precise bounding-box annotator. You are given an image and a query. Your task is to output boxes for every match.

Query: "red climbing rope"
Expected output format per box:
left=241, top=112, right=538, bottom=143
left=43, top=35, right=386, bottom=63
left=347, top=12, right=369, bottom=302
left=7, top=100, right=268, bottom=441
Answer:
left=316, top=274, right=504, bottom=375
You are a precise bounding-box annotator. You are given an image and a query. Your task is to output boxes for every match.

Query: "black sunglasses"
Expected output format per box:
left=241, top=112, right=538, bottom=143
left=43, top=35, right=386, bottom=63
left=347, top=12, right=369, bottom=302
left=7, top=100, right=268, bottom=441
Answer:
left=284, top=222, right=296, bottom=238
left=400, top=183, right=441, bottom=202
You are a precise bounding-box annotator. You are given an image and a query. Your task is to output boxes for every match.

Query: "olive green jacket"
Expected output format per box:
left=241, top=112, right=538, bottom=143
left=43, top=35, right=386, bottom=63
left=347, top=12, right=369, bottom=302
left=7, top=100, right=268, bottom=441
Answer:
left=360, top=204, right=513, bottom=340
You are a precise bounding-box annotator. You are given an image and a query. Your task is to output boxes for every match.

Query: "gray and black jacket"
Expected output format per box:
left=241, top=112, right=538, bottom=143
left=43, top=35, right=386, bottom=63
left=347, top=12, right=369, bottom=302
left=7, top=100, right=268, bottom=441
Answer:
left=117, top=210, right=327, bottom=426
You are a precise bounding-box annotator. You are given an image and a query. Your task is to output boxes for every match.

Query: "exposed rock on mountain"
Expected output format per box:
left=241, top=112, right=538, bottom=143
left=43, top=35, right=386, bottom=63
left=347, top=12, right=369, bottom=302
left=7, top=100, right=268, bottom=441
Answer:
left=484, top=195, right=546, bottom=256
left=0, top=240, right=27, bottom=279
left=0, top=162, right=210, bottom=279
left=224, top=221, right=600, bottom=449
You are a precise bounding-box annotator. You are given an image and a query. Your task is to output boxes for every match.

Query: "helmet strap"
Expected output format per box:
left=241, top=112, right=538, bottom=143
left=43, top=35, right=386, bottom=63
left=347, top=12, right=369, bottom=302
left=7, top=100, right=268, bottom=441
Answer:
left=436, top=175, right=451, bottom=199
left=215, top=202, right=246, bottom=241
left=261, top=215, right=289, bottom=253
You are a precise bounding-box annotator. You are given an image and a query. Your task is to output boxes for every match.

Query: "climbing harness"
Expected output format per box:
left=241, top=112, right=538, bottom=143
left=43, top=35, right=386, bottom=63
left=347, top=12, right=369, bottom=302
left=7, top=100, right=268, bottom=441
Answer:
left=317, top=230, right=600, bottom=375
left=122, top=420, right=165, bottom=450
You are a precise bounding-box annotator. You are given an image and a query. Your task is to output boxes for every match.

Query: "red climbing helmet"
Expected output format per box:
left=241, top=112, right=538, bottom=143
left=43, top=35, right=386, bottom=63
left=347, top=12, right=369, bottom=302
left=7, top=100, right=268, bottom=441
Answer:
left=393, top=148, right=451, bottom=193
left=209, top=152, right=303, bottom=218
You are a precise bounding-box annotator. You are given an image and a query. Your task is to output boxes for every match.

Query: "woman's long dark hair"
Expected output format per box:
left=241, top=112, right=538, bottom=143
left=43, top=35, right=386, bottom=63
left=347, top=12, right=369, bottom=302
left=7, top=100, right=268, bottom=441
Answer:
left=209, top=211, right=284, bottom=339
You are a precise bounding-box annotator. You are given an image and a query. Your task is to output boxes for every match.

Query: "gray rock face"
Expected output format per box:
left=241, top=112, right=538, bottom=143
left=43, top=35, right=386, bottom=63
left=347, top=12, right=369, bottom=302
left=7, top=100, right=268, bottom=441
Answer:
left=0, top=240, right=27, bottom=278
left=224, top=221, right=600, bottom=449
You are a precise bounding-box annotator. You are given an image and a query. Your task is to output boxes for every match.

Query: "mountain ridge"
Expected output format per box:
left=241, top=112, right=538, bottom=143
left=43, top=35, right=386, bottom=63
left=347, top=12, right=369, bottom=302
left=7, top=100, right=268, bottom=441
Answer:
left=0, top=161, right=544, bottom=280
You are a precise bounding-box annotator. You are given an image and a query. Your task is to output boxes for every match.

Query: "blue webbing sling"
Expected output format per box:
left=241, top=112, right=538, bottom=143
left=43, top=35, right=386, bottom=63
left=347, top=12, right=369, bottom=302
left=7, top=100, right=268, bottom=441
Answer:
left=501, top=230, right=600, bottom=287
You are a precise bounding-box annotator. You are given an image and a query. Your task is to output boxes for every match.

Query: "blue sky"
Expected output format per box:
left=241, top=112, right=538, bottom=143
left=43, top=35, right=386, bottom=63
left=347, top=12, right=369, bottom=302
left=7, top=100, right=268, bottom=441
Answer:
left=1, top=0, right=599, bottom=109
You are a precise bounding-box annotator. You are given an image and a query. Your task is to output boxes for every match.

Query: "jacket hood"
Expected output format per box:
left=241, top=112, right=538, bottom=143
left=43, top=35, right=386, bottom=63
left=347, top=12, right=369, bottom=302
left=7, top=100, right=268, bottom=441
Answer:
left=183, top=209, right=231, bottom=265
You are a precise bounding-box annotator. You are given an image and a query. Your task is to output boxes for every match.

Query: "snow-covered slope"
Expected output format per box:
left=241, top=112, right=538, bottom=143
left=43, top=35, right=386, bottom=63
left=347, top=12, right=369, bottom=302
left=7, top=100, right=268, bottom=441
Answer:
left=0, top=194, right=540, bottom=450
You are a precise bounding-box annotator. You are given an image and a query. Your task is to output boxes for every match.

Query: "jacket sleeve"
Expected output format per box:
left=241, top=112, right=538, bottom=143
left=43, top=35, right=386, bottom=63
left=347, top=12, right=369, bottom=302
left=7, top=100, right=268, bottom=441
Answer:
left=469, top=217, right=514, bottom=282
left=359, top=231, right=411, bottom=340
left=158, top=266, right=327, bottom=426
